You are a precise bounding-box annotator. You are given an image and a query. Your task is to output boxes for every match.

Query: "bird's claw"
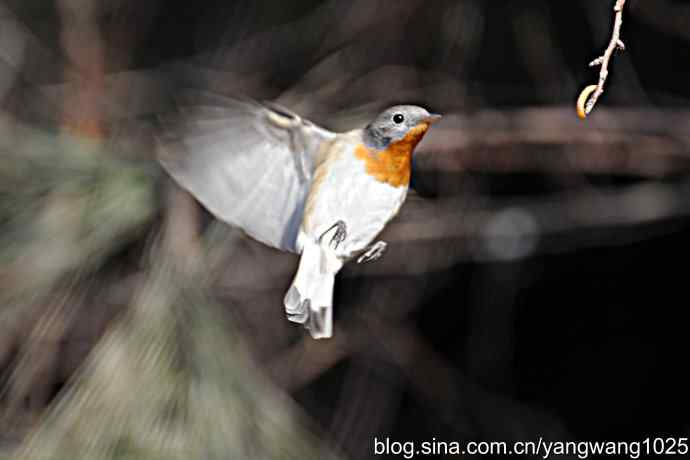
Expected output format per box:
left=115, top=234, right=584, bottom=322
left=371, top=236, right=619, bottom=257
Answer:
left=319, top=220, right=347, bottom=250
left=330, top=222, right=347, bottom=250
left=357, top=241, right=387, bottom=264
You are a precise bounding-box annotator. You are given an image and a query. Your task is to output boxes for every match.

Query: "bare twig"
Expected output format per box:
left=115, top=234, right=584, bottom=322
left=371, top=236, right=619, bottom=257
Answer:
left=577, top=0, right=627, bottom=119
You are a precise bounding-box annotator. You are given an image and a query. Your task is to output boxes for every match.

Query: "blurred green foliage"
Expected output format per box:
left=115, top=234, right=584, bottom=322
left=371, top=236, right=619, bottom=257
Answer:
left=0, top=122, right=155, bottom=305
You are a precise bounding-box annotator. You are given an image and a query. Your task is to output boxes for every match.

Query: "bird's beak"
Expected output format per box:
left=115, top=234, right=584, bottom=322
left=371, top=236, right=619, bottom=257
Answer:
left=423, top=114, right=442, bottom=124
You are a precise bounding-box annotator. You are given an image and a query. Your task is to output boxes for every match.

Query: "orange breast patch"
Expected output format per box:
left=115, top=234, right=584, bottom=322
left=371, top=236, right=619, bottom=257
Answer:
left=354, top=122, right=430, bottom=188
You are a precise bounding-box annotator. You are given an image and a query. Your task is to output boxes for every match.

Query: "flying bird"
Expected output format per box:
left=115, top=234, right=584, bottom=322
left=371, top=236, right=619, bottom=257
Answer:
left=159, top=92, right=441, bottom=338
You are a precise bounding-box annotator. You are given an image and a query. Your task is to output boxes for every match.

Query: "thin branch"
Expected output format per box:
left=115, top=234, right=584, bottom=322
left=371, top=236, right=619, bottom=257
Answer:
left=577, top=0, right=627, bottom=119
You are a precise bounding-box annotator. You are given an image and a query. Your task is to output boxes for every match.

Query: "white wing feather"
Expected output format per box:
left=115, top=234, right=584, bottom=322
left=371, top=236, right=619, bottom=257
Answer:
left=158, top=92, right=335, bottom=253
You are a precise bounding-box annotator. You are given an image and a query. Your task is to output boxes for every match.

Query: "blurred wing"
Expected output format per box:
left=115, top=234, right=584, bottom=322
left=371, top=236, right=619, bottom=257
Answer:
left=158, top=92, right=335, bottom=252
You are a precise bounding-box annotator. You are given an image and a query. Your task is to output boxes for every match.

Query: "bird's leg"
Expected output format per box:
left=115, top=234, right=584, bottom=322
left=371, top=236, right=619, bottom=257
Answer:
left=357, top=241, right=387, bottom=264
left=318, top=220, right=347, bottom=250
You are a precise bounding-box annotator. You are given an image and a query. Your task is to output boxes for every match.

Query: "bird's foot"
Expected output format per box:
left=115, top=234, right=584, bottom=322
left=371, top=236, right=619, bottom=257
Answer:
left=319, top=220, right=347, bottom=250
left=357, top=241, right=387, bottom=264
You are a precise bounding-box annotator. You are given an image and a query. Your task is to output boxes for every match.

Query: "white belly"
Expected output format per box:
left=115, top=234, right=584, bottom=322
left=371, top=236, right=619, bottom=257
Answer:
left=300, top=147, right=408, bottom=259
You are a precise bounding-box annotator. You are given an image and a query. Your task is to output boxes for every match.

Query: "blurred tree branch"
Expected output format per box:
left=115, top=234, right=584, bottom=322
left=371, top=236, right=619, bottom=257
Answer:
left=57, top=0, right=106, bottom=138
left=420, top=108, right=690, bottom=178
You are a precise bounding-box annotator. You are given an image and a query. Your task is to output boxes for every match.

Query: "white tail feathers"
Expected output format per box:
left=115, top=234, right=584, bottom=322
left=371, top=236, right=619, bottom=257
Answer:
left=284, top=241, right=341, bottom=339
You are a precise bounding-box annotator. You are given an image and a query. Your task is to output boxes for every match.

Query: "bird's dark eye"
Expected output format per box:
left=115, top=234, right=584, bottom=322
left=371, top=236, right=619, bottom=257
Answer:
left=393, top=113, right=404, bottom=124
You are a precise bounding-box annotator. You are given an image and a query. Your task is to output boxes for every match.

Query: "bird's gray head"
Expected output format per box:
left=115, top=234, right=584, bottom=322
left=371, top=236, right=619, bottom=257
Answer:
left=363, top=105, right=441, bottom=150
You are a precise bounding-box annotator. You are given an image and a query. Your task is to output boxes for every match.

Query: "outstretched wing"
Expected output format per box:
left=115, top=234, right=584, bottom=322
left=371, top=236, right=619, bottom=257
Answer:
left=158, top=92, right=336, bottom=252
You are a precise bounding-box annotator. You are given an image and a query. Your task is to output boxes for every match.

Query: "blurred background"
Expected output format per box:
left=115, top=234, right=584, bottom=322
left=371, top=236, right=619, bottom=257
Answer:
left=1, top=0, right=690, bottom=458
